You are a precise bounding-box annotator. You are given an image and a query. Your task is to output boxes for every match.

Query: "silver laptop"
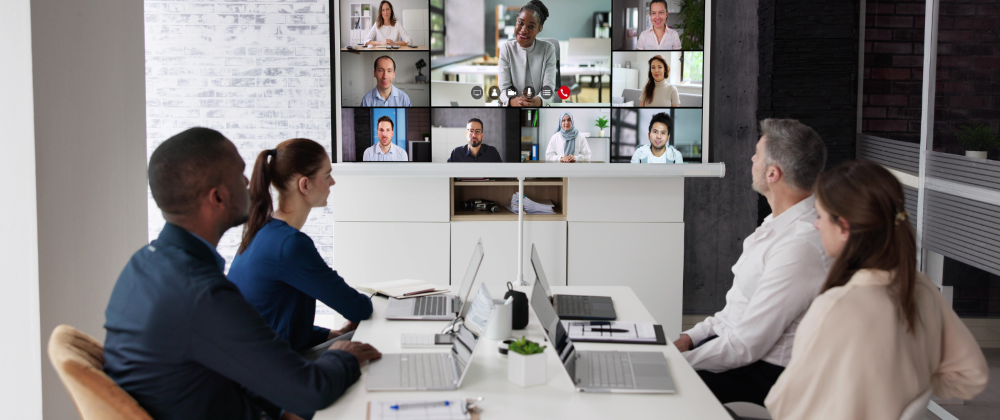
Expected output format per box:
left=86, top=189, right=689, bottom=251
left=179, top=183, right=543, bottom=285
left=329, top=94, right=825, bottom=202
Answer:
left=529, top=280, right=676, bottom=394
left=367, top=286, right=493, bottom=391
left=531, top=244, right=617, bottom=320
left=385, top=239, right=484, bottom=320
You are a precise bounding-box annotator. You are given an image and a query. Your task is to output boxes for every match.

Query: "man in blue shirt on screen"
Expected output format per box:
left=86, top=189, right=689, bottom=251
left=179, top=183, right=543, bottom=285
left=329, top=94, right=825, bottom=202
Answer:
left=363, top=115, right=409, bottom=161
left=103, top=127, right=382, bottom=420
left=360, top=55, right=412, bottom=107
left=448, top=118, right=502, bottom=162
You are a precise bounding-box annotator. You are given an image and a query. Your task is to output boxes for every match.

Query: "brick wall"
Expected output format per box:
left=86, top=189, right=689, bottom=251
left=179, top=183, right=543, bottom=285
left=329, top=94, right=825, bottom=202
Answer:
left=756, top=0, right=859, bottom=225
left=144, top=0, right=334, bottom=269
left=861, top=0, right=924, bottom=144
left=933, top=0, right=1000, bottom=154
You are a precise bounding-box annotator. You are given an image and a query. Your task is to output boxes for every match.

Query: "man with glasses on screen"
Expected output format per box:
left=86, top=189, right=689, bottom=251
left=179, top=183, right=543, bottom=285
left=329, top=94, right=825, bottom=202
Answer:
left=360, top=56, right=411, bottom=107
left=363, top=115, right=408, bottom=161
left=447, top=118, right=502, bottom=162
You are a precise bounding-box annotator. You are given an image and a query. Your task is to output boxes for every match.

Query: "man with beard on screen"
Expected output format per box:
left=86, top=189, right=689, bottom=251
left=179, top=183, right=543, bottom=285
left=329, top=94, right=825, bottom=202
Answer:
left=447, top=118, right=502, bottom=162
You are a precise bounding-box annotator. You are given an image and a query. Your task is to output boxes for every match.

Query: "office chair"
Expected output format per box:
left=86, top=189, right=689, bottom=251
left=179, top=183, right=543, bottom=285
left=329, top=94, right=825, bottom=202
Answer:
left=48, top=325, right=153, bottom=420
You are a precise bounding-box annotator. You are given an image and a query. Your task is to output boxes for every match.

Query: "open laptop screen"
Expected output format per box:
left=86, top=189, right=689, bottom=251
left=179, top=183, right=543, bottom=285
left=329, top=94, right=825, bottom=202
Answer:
left=457, top=240, right=484, bottom=317
left=530, top=244, right=553, bottom=297
left=530, top=280, right=559, bottom=335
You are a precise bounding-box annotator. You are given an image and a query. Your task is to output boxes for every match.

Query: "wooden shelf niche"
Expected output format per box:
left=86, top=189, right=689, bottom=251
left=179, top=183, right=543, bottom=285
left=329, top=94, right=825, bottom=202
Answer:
left=450, top=178, right=567, bottom=221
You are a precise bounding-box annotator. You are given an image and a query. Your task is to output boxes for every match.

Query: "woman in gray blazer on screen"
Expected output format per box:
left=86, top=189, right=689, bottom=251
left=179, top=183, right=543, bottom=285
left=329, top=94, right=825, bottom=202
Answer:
left=498, top=0, right=557, bottom=107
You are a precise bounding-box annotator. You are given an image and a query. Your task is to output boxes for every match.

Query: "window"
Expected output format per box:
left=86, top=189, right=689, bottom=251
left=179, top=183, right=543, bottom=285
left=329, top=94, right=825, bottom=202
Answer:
left=611, top=109, right=638, bottom=163
left=681, top=51, right=703, bottom=85
left=430, top=0, right=445, bottom=55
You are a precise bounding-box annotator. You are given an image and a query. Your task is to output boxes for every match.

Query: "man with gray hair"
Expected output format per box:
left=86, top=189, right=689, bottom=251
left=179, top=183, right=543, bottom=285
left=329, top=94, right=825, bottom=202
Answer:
left=673, top=118, right=833, bottom=406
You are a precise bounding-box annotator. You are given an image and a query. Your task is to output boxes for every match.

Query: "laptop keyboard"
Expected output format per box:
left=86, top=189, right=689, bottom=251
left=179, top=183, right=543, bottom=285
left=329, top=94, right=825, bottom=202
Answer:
left=588, top=352, right=635, bottom=389
left=413, top=295, right=448, bottom=316
left=558, top=295, right=590, bottom=316
left=400, top=353, right=451, bottom=389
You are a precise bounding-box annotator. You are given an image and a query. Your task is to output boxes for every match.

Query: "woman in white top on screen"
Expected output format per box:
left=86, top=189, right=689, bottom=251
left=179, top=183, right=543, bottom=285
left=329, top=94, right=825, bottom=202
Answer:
left=638, top=55, right=680, bottom=107
left=764, top=160, right=989, bottom=420
left=636, top=0, right=681, bottom=50
left=545, top=112, right=591, bottom=163
left=363, top=1, right=412, bottom=46
left=498, top=0, right=557, bottom=107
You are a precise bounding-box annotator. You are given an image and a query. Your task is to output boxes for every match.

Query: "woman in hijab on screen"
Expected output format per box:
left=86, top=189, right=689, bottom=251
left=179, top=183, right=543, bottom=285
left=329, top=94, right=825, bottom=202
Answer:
left=545, top=112, right=592, bottom=163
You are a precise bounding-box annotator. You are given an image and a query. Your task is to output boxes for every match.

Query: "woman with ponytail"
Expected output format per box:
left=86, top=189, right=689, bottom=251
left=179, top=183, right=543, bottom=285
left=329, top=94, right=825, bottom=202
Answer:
left=228, top=139, right=373, bottom=354
left=765, top=160, right=988, bottom=419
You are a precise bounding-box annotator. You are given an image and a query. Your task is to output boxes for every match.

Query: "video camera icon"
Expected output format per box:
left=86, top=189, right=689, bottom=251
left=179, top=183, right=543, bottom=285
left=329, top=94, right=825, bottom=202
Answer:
left=505, top=87, right=519, bottom=98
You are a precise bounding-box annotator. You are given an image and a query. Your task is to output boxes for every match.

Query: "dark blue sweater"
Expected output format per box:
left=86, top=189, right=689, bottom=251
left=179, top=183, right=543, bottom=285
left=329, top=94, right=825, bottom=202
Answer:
left=104, top=223, right=360, bottom=420
left=229, top=219, right=373, bottom=352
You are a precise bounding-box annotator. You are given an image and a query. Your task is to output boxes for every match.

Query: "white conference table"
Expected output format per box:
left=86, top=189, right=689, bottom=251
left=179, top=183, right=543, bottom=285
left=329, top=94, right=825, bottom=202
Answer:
left=314, top=285, right=730, bottom=419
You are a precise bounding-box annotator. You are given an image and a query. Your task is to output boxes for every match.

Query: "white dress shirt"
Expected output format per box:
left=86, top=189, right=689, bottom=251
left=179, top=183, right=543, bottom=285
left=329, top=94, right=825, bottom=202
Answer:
left=545, top=133, right=592, bottom=162
left=363, top=22, right=412, bottom=44
left=636, top=27, right=682, bottom=50
left=682, top=196, right=832, bottom=372
left=362, top=143, right=408, bottom=161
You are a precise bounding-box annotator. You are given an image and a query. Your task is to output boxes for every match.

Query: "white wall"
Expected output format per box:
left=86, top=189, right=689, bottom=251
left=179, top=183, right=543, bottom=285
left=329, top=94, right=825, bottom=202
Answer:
left=144, top=0, right=335, bottom=269
left=537, top=108, right=611, bottom=158
left=31, top=0, right=149, bottom=418
left=0, top=0, right=42, bottom=417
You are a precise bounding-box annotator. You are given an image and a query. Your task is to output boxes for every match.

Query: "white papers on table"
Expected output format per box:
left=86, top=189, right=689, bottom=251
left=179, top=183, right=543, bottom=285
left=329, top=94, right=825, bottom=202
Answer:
left=561, top=321, right=659, bottom=343
left=505, top=193, right=556, bottom=215
left=369, top=400, right=471, bottom=420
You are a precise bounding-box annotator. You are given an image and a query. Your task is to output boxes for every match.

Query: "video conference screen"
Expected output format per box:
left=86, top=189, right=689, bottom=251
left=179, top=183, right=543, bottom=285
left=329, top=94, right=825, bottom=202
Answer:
left=333, top=0, right=706, bottom=163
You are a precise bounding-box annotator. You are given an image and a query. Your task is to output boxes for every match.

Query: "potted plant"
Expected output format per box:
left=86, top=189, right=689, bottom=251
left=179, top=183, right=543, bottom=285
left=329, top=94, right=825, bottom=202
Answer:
left=415, top=58, right=427, bottom=83
left=423, top=132, right=430, bottom=142
left=507, top=337, right=546, bottom=387
left=595, top=116, right=609, bottom=137
left=676, top=0, right=705, bottom=50
left=957, top=124, right=999, bottom=159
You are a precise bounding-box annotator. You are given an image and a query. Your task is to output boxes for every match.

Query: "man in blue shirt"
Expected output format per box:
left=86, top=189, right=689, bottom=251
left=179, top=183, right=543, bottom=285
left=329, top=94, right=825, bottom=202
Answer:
left=104, top=127, right=381, bottom=420
left=360, top=55, right=412, bottom=107
left=363, top=115, right=409, bottom=161
left=448, top=118, right=503, bottom=162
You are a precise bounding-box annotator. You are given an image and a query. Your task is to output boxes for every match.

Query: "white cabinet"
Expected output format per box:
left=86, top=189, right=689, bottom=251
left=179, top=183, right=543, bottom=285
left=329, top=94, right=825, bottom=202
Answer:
left=396, top=83, right=429, bottom=107
left=333, top=222, right=450, bottom=286
left=567, top=222, right=684, bottom=339
left=611, top=67, right=638, bottom=99
left=330, top=176, right=449, bottom=222
left=451, top=221, right=566, bottom=299
left=567, top=177, right=684, bottom=223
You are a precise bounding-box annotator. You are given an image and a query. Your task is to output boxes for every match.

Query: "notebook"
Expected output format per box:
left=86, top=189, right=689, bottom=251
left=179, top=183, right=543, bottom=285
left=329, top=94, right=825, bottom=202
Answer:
left=560, top=321, right=667, bottom=345
left=357, top=279, right=449, bottom=299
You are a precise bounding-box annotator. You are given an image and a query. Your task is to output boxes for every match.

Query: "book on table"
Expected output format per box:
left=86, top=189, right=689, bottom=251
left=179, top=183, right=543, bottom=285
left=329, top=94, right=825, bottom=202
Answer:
left=356, top=279, right=449, bottom=299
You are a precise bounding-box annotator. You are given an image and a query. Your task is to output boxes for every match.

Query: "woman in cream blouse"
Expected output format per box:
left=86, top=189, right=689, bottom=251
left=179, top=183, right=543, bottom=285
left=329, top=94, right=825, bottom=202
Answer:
left=638, top=55, right=680, bottom=107
left=363, top=1, right=411, bottom=46
left=498, top=0, right=557, bottom=107
left=764, top=160, right=988, bottom=420
left=545, top=112, right=591, bottom=163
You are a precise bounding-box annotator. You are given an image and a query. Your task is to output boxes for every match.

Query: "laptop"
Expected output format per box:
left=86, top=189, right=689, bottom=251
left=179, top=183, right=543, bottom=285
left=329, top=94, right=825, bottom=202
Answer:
left=531, top=244, right=617, bottom=320
left=385, top=239, right=484, bottom=321
left=529, top=280, right=676, bottom=394
left=367, top=285, right=493, bottom=391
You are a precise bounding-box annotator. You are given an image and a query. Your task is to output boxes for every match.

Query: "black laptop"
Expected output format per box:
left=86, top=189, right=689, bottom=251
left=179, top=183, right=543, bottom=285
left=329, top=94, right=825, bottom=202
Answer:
left=530, top=244, right=616, bottom=320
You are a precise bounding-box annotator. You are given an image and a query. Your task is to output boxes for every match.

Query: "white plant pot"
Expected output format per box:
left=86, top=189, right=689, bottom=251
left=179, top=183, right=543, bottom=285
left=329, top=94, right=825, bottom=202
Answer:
left=508, top=351, right=546, bottom=387
left=598, top=129, right=605, bottom=137
left=965, top=150, right=988, bottom=159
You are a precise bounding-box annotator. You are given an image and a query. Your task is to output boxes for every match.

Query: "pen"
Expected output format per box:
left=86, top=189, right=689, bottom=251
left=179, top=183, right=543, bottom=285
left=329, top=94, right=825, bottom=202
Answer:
left=588, top=328, right=630, bottom=333
left=391, top=401, right=452, bottom=410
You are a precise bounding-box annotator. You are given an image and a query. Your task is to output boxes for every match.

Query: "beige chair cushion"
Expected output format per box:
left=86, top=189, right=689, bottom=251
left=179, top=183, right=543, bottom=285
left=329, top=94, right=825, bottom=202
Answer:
left=48, top=324, right=152, bottom=420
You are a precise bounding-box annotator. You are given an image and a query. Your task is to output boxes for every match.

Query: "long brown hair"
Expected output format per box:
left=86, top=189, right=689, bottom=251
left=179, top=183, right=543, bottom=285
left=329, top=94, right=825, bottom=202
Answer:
left=376, top=0, right=397, bottom=28
left=641, top=55, right=669, bottom=106
left=238, top=138, right=328, bottom=254
left=815, top=159, right=919, bottom=333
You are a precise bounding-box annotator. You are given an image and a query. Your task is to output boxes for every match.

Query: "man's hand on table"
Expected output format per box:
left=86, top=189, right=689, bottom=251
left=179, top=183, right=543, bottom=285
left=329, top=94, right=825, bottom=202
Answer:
left=673, top=334, right=693, bottom=352
left=328, top=341, right=382, bottom=364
